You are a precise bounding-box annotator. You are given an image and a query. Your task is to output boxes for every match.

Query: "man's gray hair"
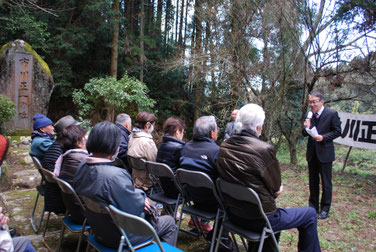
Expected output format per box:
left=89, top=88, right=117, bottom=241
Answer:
left=309, top=91, right=324, bottom=100
left=193, top=116, right=217, bottom=139
left=234, top=104, right=265, bottom=134
left=115, top=113, right=131, bottom=125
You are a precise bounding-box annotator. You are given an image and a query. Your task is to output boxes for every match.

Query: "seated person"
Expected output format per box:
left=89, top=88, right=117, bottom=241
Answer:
left=180, top=115, right=219, bottom=212
left=179, top=116, right=220, bottom=233
left=217, top=104, right=321, bottom=252
left=29, top=113, right=55, bottom=160
left=156, top=117, right=186, bottom=198
left=128, top=111, right=158, bottom=191
left=41, top=115, right=80, bottom=215
left=55, top=125, right=88, bottom=185
left=42, top=115, right=80, bottom=172
left=54, top=125, right=88, bottom=224
left=115, top=113, right=132, bottom=168
left=0, top=207, right=36, bottom=252
left=73, top=121, right=177, bottom=248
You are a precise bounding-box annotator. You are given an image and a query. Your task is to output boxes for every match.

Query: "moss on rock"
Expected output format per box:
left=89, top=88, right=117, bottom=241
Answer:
left=0, top=40, right=52, bottom=76
left=24, top=42, right=51, bottom=76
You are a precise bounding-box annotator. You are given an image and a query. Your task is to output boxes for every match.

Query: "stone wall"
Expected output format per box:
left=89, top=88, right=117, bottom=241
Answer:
left=0, top=40, right=54, bottom=131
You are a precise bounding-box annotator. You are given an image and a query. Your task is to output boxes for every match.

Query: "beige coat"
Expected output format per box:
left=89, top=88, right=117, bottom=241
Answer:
left=128, top=131, right=157, bottom=190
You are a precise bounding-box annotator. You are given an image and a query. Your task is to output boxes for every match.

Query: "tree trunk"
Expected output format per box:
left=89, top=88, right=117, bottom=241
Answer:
left=288, top=137, right=298, bottom=167
left=193, top=0, right=203, bottom=120
left=164, top=0, right=172, bottom=48
left=156, top=0, right=163, bottom=36
left=110, top=0, right=120, bottom=78
left=178, top=0, right=185, bottom=48
left=140, top=0, right=145, bottom=82
left=146, top=0, right=154, bottom=35
left=175, top=0, right=179, bottom=42
left=183, top=0, right=189, bottom=52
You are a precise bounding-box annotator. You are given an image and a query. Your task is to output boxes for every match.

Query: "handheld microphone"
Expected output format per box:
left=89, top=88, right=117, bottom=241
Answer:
left=307, top=111, right=313, bottom=119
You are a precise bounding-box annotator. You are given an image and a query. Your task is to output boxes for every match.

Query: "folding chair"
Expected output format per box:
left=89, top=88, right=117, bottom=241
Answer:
left=82, top=197, right=153, bottom=252
left=38, top=167, right=64, bottom=250
left=30, top=155, right=47, bottom=234
left=113, top=158, right=131, bottom=174
left=108, top=204, right=183, bottom=252
left=215, top=179, right=280, bottom=252
left=128, top=156, right=158, bottom=194
left=127, top=156, right=147, bottom=171
left=145, top=161, right=182, bottom=220
left=53, top=177, right=90, bottom=252
left=176, top=169, right=223, bottom=252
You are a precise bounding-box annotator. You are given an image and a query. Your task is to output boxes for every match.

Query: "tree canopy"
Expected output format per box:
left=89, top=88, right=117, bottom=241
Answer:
left=0, top=0, right=374, bottom=166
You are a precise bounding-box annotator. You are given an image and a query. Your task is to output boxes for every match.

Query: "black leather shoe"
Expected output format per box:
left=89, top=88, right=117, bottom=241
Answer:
left=318, top=211, right=328, bottom=219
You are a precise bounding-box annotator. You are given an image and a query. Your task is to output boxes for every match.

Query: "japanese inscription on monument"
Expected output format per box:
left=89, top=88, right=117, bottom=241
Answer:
left=15, top=52, right=33, bottom=128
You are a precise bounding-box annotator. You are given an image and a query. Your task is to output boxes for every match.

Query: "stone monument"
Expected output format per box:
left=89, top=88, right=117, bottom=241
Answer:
left=0, top=40, right=54, bottom=131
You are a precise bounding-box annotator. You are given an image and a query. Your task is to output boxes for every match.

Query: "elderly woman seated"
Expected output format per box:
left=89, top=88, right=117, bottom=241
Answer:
left=73, top=121, right=177, bottom=248
left=29, top=113, right=55, bottom=160
left=55, top=125, right=88, bottom=185
left=156, top=117, right=186, bottom=198
left=39, top=115, right=80, bottom=215
left=127, top=111, right=158, bottom=191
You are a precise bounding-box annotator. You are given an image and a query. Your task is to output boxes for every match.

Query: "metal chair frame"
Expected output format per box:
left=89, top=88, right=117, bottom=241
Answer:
left=145, top=161, right=182, bottom=220
left=30, top=155, right=47, bottom=234
left=84, top=198, right=154, bottom=252
left=128, top=156, right=160, bottom=195
left=176, top=168, right=223, bottom=252
left=108, top=205, right=183, bottom=252
left=38, top=166, right=63, bottom=251
left=215, top=179, right=280, bottom=252
left=54, top=176, right=90, bottom=252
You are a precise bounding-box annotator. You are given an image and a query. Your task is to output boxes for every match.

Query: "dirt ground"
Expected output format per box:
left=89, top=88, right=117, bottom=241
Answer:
left=1, top=146, right=375, bottom=251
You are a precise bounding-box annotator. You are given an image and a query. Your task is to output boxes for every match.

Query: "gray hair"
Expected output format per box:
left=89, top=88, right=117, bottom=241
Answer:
left=234, top=104, right=265, bottom=134
left=309, top=91, right=324, bottom=100
left=115, top=113, right=131, bottom=125
left=193, top=116, right=217, bottom=139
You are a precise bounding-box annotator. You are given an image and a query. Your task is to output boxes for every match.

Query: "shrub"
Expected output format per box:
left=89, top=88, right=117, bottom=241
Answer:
left=73, top=73, right=155, bottom=124
left=0, top=95, right=16, bottom=132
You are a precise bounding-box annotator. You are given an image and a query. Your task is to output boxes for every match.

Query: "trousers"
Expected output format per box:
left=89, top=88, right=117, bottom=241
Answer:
left=268, top=207, right=321, bottom=252
left=308, top=153, right=333, bottom=213
left=154, top=215, right=178, bottom=246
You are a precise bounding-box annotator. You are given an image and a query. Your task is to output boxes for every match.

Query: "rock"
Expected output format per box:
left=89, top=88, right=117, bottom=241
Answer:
left=0, top=161, right=10, bottom=190
left=20, top=136, right=30, bottom=145
left=23, top=155, right=32, bottom=165
left=0, top=40, right=54, bottom=132
left=12, top=169, right=40, bottom=188
left=18, top=144, right=30, bottom=149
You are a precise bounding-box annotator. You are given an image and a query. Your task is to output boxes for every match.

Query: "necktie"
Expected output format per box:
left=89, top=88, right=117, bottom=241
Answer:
left=315, top=112, right=319, bottom=119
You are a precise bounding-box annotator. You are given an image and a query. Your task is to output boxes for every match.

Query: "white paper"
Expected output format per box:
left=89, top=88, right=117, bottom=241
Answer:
left=305, top=126, right=319, bottom=137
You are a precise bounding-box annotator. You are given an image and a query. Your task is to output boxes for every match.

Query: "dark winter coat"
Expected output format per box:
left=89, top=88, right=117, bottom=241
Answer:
left=156, top=136, right=185, bottom=198
left=217, top=130, right=281, bottom=215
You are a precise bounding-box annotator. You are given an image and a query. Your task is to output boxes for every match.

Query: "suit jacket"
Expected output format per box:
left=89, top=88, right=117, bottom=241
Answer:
left=302, top=106, right=341, bottom=163
left=224, top=121, right=236, bottom=140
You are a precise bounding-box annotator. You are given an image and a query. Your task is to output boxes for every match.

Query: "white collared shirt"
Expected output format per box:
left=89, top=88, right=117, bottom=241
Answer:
left=315, top=105, right=325, bottom=117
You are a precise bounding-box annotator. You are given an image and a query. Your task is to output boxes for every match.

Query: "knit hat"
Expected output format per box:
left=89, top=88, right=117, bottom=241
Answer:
left=54, top=115, right=80, bottom=135
left=33, top=113, right=53, bottom=130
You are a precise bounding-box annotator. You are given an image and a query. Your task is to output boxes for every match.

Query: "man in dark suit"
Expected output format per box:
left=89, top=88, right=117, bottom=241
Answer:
left=303, top=91, right=341, bottom=219
left=224, top=109, right=239, bottom=140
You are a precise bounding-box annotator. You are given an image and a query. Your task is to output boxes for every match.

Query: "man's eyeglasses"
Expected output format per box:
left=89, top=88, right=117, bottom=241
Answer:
left=308, top=99, right=321, bottom=105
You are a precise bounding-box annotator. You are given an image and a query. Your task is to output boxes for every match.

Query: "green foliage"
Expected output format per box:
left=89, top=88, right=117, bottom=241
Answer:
left=73, top=73, right=155, bottom=123
left=335, top=0, right=376, bottom=32
left=367, top=211, right=376, bottom=220
left=0, top=4, right=49, bottom=51
left=0, top=95, right=16, bottom=124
